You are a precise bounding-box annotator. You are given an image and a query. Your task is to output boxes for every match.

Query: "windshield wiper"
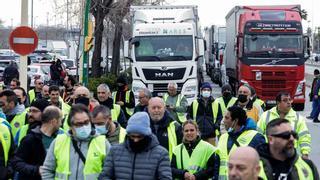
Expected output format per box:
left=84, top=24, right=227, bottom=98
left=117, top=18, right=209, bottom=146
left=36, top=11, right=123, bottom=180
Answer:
left=136, top=56, right=161, bottom=61
left=276, top=50, right=297, bottom=57
left=248, top=50, right=271, bottom=57
left=167, top=55, right=188, bottom=60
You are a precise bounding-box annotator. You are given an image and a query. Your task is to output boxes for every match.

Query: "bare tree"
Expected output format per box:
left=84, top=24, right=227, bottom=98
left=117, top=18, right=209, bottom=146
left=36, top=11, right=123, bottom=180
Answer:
left=90, top=0, right=114, bottom=77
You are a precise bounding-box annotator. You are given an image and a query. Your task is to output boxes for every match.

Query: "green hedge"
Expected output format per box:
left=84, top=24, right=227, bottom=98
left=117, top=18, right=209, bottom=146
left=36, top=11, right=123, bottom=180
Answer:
left=88, top=74, right=118, bottom=96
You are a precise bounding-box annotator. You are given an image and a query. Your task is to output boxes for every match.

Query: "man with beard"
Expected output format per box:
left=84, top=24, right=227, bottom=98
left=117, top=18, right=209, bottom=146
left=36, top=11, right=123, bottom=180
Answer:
left=14, top=99, right=50, bottom=146
left=12, top=106, right=64, bottom=180
left=99, top=112, right=172, bottom=179
left=62, top=75, right=76, bottom=105
left=96, top=84, right=127, bottom=128
left=41, top=84, right=50, bottom=100
left=257, top=118, right=319, bottom=180
left=257, top=91, right=311, bottom=159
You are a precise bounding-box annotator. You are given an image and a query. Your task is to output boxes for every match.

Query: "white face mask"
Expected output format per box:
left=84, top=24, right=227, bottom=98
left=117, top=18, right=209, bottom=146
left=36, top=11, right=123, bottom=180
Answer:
left=95, top=125, right=108, bottom=135
left=75, top=124, right=92, bottom=140
left=201, top=91, right=211, bottom=98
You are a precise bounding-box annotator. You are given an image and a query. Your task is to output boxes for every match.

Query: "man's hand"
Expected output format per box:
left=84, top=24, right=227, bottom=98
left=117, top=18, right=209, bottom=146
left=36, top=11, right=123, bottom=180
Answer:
left=116, top=101, right=124, bottom=106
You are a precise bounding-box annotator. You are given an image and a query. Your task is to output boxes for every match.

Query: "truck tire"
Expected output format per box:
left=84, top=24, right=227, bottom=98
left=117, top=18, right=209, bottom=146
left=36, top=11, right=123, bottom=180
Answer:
left=293, top=103, right=305, bottom=111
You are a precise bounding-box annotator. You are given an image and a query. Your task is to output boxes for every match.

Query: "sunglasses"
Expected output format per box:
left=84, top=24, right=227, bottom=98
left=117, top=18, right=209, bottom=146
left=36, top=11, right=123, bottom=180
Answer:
left=270, top=131, right=298, bottom=140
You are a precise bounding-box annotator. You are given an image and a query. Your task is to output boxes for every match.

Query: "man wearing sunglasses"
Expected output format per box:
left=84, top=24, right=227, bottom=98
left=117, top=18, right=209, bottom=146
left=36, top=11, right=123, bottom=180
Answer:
left=257, top=91, right=311, bottom=159
left=257, top=118, right=319, bottom=180
left=28, top=78, right=44, bottom=103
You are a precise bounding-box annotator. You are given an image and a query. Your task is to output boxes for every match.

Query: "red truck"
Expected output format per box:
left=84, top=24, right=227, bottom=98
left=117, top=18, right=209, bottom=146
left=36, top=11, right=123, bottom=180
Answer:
left=224, top=5, right=310, bottom=110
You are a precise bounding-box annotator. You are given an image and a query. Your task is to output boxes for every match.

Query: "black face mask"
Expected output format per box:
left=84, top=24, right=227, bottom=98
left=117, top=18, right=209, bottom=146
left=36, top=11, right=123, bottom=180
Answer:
left=75, top=97, right=90, bottom=106
left=223, top=92, right=232, bottom=98
left=128, top=136, right=150, bottom=153
left=238, top=94, right=248, bottom=103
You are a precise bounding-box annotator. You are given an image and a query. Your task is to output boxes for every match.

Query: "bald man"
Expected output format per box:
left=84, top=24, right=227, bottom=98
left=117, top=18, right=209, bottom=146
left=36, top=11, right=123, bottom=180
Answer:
left=147, top=97, right=182, bottom=159
left=228, top=146, right=261, bottom=180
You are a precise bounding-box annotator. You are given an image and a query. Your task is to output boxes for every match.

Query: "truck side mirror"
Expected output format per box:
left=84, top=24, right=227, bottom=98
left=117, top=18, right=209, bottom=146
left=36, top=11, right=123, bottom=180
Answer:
left=236, top=35, right=243, bottom=58
left=303, top=35, right=310, bottom=59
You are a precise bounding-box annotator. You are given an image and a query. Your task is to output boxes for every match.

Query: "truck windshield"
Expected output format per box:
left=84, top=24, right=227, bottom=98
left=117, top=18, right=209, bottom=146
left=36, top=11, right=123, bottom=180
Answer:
left=244, top=34, right=303, bottom=56
left=134, top=35, right=193, bottom=61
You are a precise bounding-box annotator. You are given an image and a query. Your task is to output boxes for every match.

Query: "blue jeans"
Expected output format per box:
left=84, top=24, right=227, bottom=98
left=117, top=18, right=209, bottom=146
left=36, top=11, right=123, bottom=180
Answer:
left=313, top=98, right=320, bottom=120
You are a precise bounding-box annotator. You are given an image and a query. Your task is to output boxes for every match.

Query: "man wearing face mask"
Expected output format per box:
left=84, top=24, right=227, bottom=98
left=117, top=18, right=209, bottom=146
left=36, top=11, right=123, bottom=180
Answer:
left=257, top=91, right=311, bottom=159
left=112, top=75, right=135, bottom=120
left=218, top=106, right=265, bottom=179
left=14, top=99, right=50, bottom=146
left=187, top=82, right=217, bottom=145
left=12, top=106, right=64, bottom=180
left=163, top=82, right=188, bottom=124
left=99, top=112, right=172, bottom=179
left=257, top=118, right=319, bottom=180
left=41, top=104, right=111, bottom=180
left=213, top=84, right=237, bottom=136
left=235, top=84, right=263, bottom=122
left=96, top=84, right=127, bottom=128
left=92, top=105, right=126, bottom=145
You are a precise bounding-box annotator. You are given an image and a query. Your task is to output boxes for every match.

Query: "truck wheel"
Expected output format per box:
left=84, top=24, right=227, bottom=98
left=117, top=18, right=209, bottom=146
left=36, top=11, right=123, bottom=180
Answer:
left=293, top=103, right=305, bottom=111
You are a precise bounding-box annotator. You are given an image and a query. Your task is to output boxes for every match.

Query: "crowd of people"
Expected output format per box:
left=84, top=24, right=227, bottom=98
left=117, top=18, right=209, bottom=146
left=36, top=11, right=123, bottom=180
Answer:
left=0, top=70, right=319, bottom=180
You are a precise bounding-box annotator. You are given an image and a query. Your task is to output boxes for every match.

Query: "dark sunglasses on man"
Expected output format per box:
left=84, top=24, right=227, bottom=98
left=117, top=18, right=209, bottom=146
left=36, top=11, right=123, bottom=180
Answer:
left=271, top=131, right=298, bottom=140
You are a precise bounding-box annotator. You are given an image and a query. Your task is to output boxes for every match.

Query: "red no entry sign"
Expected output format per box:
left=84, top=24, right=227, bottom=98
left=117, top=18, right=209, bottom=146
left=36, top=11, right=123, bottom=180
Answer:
left=9, top=26, right=38, bottom=56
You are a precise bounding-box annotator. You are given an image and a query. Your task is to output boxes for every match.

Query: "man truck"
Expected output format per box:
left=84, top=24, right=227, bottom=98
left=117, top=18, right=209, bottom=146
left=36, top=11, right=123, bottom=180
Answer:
left=124, top=6, right=205, bottom=104
left=224, top=5, right=310, bottom=110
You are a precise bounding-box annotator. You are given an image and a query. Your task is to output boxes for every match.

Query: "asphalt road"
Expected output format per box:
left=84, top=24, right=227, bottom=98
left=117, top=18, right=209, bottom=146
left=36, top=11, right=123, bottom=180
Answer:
left=203, top=65, right=320, bottom=169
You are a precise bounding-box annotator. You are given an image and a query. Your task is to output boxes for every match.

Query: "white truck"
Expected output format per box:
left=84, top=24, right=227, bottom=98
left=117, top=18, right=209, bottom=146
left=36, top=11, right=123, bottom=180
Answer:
left=124, top=5, right=205, bottom=104
left=204, top=25, right=226, bottom=86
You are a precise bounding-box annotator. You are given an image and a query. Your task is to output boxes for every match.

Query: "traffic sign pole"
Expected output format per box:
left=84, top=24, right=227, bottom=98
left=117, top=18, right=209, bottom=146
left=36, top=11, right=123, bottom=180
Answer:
left=82, top=0, right=91, bottom=87
left=20, top=0, right=29, bottom=91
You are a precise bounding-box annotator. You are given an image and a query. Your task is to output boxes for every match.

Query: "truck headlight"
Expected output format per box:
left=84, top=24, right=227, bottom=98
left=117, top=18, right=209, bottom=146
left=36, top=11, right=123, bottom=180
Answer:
left=256, top=71, right=262, bottom=80
left=185, top=85, right=197, bottom=92
left=295, top=80, right=305, bottom=96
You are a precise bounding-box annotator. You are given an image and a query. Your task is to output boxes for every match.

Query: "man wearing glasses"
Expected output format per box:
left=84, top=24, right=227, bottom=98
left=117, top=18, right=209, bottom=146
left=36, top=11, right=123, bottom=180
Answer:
left=257, top=91, right=311, bottom=159
left=133, top=88, right=152, bottom=113
left=28, top=78, right=44, bottom=103
left=257, top=118, right=319, bottom=179
left=99, top=112, right=172, bottom=179
left=41, top=104, right=111, bottom=180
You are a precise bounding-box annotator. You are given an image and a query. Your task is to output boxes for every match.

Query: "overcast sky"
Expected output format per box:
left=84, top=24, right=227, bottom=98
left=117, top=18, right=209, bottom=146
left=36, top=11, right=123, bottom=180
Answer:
left=1, top=0, right=319, bottom=31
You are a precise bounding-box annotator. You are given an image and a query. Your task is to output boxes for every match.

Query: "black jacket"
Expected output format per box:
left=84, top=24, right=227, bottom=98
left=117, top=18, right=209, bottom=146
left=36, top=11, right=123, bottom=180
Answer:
left=171, top=137, right=220, bottom=179
left=149, top=111, right=183, bottom=152
left=4, top=64, right=19, bottom=85
left=113, top=89, right=135, bottom=119
left=12, top=127, right=58, bottom=180
left=256, top=143, right=319, bottom=180
left=99, top=98, right=127, bottom=128
left=187, top=97, right=216, bottom=138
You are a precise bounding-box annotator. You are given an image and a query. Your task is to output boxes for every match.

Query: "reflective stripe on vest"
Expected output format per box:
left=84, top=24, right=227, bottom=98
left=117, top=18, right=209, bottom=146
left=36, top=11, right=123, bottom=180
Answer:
left=112, top=91, right=134, bottom=116
left=10, top=111, right=27, bottom=137
left=218, top=130, right=258, bottom=179
left=54, top=134, right=106, bottom=180
left=17, top=124, right=29, bottom=146
left=111, top=104, right=121, bottom=122
left=163, top=93, right=187, bottom=123
left=0, top=124, right=11, bottom=166
left=191, top=99, right=215, bottom=123
left=213, top=97, right=237, bottom=121
left=167, top=121, right=178, bottom=160
left=28, top=89, right=36, bottom=103
left=173, top=140, right=217, bottom=174
left=259, top=156, right=314, bottom=180
left=119, top=127, right=126, bottom=144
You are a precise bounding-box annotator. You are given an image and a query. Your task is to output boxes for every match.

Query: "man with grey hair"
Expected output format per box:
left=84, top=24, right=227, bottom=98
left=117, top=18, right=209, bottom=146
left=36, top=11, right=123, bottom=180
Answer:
left=12, top=106, right=64, bottom=180
left=148, top=97, right=182, bottom=159
left=228, top=146, right=261, bottom=180
left=96, top=84, right=127, bottom=128
left=134, top=88, right=152, bottom=113
left=92, top=105, right=126, bottom=145
left=41, top=104, right=111, bottom=179
left=162, top=82, right=188, bottom=124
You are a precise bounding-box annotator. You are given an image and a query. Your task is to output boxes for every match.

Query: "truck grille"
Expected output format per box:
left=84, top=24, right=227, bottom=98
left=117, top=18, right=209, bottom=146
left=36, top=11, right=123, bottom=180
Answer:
left=151, top=83, right=184, bottom=97
left=261, top=80, right=286, bottom=89
left=142, top=68, right=186, bottom=80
